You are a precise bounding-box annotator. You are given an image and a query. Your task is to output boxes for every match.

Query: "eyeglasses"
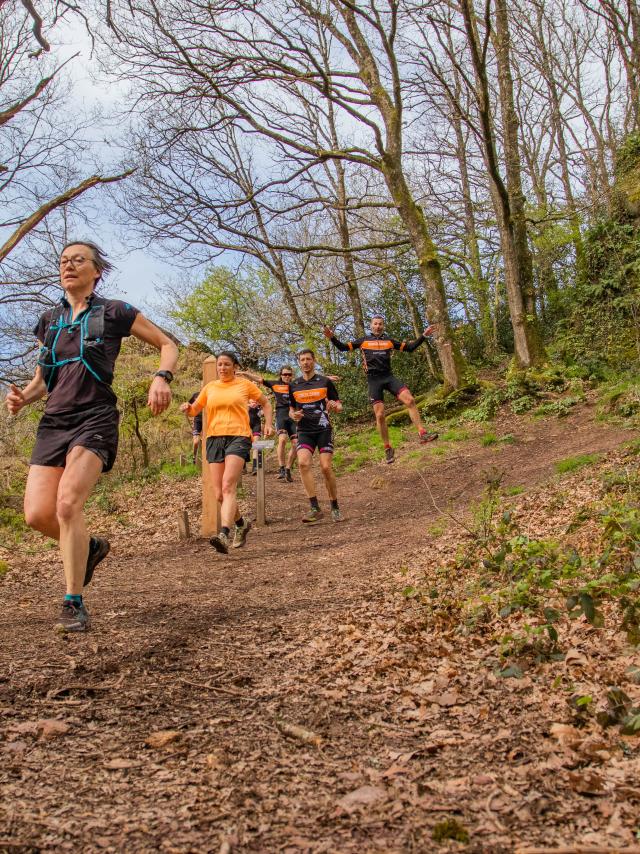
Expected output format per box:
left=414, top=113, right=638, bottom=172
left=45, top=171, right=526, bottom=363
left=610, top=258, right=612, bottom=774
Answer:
left=59, top=256, right=90, bottom=268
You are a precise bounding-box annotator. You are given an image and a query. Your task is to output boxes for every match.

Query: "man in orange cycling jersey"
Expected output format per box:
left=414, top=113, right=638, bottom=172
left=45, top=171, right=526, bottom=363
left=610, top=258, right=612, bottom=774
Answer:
left=288, top=349, right=343, bottom=524
left=324, top=315, right=437, bottom=464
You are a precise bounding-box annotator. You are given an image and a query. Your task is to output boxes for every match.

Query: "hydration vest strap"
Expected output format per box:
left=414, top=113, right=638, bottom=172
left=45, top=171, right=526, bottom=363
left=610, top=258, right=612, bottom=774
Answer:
left=39, top=301, right=107, bottom=388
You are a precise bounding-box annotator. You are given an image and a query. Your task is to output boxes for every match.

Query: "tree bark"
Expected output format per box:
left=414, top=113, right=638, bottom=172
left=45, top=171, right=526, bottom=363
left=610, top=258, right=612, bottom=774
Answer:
left=459, top=0, right=545, bottom=367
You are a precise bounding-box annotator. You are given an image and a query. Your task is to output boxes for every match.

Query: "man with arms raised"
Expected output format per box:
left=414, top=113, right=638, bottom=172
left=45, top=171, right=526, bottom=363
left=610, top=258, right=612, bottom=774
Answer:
left=324, top=315, right=437, bottom=464
left=289, top=349, right=343, bottom=524
left=5, top=241, right=178, bottom=632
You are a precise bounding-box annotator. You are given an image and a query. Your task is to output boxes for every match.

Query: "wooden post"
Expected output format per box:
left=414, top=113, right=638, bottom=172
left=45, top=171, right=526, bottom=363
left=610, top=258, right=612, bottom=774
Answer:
left=201, top=356, right=220, bottom=537
left=177, top=510, right=190, bottom=540
left=256, top=449, right=266, bottom=526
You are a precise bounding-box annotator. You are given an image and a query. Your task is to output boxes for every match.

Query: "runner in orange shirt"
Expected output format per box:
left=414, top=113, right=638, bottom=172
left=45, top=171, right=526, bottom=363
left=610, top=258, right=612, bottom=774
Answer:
left=181, top=352, right=273, bottom=553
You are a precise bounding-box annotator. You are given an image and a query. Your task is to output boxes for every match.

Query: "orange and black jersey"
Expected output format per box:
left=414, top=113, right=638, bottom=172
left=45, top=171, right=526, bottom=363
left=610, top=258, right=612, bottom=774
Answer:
left=289, top=374, right=340, bottom=433
left=330, top=332, right=426, bottom=375
left=263, top=378, right=291, bottom=410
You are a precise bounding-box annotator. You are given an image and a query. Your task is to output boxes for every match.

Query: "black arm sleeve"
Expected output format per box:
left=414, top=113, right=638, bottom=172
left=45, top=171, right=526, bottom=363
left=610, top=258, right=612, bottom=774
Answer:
left=262, top=379, right=275, bottom=389
left=330, top=335, right=361, bottom=353
left=326, top=379, right=340, bottom=401
left=289, top=385, right=301, bottom=410
left=398, top=334, right=426, bottom=352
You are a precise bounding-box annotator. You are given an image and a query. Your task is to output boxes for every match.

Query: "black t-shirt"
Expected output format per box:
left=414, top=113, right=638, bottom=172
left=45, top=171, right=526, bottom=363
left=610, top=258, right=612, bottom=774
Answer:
left=289, top=374, right=340, bottom=433
left=262, top=378, right=291, bottom=410
left=34, top=295, right=139, bottom=415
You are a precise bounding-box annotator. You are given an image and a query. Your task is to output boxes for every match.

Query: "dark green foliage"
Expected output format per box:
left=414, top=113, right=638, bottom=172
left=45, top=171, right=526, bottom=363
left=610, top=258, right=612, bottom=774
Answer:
left=555, top=214, right=640, bottom=373
left=615, top=132, right=640, bottom=180
left=432, top=819, right=469, bottom=844
left=407, top=459, right=640, bottom=658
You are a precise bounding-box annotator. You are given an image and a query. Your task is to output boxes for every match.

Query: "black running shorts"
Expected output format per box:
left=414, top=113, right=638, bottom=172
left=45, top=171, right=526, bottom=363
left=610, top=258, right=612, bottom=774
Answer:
left=30, top=404, right=120, bottom=472
left=296, top=428, right=333, bottom=455
left=206, top=435, right=252, bottom=463
left=367, top=373, right=407, bottom=405
left=276, top=411, right=297, bottom=438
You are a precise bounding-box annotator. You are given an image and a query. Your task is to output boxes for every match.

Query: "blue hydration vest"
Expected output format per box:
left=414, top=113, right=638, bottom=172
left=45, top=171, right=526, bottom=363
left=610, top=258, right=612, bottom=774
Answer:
left=38, top=299, right=112, bottom=391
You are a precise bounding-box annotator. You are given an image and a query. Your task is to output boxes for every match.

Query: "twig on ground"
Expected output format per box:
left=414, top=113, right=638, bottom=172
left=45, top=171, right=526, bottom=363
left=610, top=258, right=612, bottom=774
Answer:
left=417, top=471, right=476, bottom=537
left=276, top=719, right=323, bottom=747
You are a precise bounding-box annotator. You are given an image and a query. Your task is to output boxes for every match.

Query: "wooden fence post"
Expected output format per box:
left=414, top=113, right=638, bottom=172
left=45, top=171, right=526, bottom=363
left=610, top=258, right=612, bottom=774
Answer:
left=178, top=510, right=190, bottom=540
left=201, top=356, right=220, bottom=537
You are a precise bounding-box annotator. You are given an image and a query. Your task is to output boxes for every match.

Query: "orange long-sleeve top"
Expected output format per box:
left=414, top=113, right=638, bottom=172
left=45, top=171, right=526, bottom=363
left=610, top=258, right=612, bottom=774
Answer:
left=186, top=377, right=263, bottom=439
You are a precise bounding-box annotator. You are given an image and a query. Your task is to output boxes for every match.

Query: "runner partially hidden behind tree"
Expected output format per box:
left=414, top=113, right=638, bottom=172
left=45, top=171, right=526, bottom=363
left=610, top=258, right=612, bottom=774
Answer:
left=5, top=240, right=178, bottom=633
left=181, top=352, right=273, bottom=554
left=248, top=400, right=262, bottom=475
left=289, top=349, right=343, bottom=524
left=324, top=315, right=438, bottom=464
left=188, top=393, right=203, bottom=464
left=239, top=366, right=297, bottom=482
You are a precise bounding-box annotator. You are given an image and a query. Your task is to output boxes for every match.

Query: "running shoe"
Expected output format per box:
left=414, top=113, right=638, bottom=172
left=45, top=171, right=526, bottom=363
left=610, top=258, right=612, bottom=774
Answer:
left=419, top=431, right=439, bottom=444
left=55, top=601, right=91, bottom=633
left=232, top=519, right=252, bottom=549
left=209, top=531, right=230, bottom=554
left=385, top=447, right=395, bottom=464
left=84, top=536, right=110, bottom=587
left=251, top=464, right=258, bottom=476
left=331, top=508, right=344, bottom=522
left=285, top=469, right=293, bottom=483
left=302, top=507, right=324, bottom=524
left=276, top=467, right=286, bottom=481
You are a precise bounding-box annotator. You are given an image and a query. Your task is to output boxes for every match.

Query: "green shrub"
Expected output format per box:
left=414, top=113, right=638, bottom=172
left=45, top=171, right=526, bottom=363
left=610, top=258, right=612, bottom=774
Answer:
left=555, top=454, right=600, bottom=474
left=481, top=432, right=498, bottom=446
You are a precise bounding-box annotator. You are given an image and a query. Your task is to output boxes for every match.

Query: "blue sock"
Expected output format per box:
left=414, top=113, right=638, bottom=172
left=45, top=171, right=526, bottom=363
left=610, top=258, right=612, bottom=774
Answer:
left=64, top=594, right=83, bottom=605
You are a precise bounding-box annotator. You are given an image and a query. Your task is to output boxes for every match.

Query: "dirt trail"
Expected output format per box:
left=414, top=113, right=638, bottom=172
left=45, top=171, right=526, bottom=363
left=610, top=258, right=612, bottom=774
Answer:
left=0, top=406, right=636, bottom=853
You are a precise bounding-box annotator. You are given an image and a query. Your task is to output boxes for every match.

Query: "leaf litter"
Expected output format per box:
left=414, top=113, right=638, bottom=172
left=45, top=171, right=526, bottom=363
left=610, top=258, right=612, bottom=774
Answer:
left=0, top=405, right=639, bottom=851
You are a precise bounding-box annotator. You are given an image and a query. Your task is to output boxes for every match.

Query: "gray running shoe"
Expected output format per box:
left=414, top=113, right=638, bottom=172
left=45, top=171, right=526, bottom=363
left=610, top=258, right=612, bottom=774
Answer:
left=331, top=508, right=344, bottom=522
left=84, top=536, right=110, bottom=587
left=55, top=601, right=91, bottom=633
left=232, top=519, right=252, bottom=549
left=209, top=531, right=230, bottom=554
left=276, top=467, right=286, bottom=480
left=385, top=447, right=395, bottom=464
left=285, top=468, right=294, bottom=483
left=419, top=431, right=439, bottom=444
left=302, top=507, right=324, bottom=524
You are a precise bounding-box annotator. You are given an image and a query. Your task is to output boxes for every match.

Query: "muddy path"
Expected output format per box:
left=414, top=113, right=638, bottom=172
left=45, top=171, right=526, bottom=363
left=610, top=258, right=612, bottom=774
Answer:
left=0, top=406, right=636, bottom=853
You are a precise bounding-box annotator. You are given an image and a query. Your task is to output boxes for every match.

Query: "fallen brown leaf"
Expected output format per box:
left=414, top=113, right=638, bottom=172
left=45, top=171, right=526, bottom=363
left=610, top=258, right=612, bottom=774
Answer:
left=145, top=730, right=181, bottom=749
left=336, top=785, right=386, bottom=812
left=38, top=719, right=70, bottom=740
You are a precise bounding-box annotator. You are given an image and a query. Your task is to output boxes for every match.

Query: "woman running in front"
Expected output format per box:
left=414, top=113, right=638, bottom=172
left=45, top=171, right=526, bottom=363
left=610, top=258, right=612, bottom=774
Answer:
left=180, top=352, right=273, bottom=554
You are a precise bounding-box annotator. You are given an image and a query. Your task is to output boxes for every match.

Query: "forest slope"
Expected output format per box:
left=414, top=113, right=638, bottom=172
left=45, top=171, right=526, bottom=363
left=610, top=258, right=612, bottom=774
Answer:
left=0, top=404, right=639, bottom=853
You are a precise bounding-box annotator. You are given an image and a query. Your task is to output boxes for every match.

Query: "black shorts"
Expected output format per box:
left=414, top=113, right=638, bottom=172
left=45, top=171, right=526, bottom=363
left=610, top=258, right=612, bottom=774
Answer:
left=30, top=404, right=120, bottom=473
left=367, top=373, right=407, bottom=405
left=276, top=411, right=297, bottom=438
left=206, top=435, right=252, bottom=463
left=249, top=410, right=261, bottom=436
left=296, top=428, right=333, bottom=455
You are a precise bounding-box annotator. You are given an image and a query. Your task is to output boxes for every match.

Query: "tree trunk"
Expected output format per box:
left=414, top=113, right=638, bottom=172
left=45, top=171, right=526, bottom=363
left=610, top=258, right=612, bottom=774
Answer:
left=382, top=158, right=467, bottom=388
left=450, top=98, right=494, bottom=353
left=460, top=0, right=545, bottom=367
left=391, top=267, right=442, bottom=380
left=132, top=398, right=150, bottom=469
left=334, top=160, right=366, bottom=336
left=493, top=0, right=545, bottom=360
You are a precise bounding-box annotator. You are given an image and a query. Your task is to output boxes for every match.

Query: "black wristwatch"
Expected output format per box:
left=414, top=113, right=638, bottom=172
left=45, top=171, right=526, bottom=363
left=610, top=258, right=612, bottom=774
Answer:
left=154, top=370, right=174, bottom=384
